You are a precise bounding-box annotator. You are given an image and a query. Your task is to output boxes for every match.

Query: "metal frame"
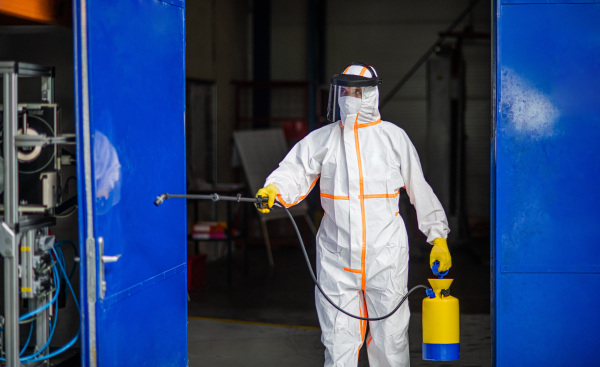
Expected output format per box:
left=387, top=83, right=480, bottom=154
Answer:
left=490, top=0, right=498, bottom=363
left=1, top=61, right=54, bottom=367
left=72, top=0, right=94, bottom=364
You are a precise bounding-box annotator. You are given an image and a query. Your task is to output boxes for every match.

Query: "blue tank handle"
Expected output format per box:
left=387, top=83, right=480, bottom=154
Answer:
left=432, top=261, right=449, bottom=279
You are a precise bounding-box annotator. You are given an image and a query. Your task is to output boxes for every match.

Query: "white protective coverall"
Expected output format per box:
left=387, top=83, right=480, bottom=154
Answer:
left=264, top=65, right=449, bottom=366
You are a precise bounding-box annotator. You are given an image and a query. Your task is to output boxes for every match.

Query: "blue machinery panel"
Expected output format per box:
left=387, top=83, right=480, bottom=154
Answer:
left=493, top=2, right=600, bottom=366
left=74, top=0, right=186, bottom=366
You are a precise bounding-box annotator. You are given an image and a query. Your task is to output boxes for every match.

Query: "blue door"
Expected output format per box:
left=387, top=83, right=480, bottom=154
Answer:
left=73, top=0, right=187, bottom=366
left=493, top=2, right=600, bottom=365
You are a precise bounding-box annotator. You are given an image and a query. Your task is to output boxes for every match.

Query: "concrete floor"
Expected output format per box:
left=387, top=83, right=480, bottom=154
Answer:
left=188, top=314, right=490, bottom=366
left=188, top=222, right=491, bottom=366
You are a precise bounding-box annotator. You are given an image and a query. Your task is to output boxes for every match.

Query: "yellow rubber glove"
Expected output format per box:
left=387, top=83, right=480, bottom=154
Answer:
left=255, top=184, right=278, bottom=213
left=430, top=238, right=452, bottom=272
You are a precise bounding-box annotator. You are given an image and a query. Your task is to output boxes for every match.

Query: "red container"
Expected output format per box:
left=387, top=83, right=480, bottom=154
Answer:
left=187, top=253, right=207, bottom=290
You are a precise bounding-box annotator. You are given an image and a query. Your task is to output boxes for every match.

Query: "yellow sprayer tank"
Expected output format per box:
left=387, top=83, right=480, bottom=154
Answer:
left=422, top=277, right=460, bottom=360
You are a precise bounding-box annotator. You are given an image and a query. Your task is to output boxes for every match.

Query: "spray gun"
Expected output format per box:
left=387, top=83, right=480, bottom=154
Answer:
left=154, top=192, right=269, bottom=207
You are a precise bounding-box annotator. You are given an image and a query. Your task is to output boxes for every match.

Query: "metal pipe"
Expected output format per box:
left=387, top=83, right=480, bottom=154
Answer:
left=32, top=294, right=50, bottom=364
left=4, top=71, right=21, bottom=367
left=380, top=0, right=481, bottom=109
left=20, top=232, right=33, bottom=299
left=75, top=0, right=98, bottom=364
left=154, top=193, right=266, bottom=206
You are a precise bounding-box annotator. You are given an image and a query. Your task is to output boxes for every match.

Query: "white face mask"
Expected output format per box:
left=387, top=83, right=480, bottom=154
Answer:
left=338, top=96, right=362, bottom=118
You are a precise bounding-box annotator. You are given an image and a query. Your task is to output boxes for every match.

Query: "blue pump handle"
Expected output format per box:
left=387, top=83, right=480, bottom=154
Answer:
left=432, top=261, right=449, bottom=279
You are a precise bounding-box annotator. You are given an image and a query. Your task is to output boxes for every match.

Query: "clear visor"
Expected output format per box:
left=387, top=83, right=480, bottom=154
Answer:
left=326, top=73, right=380, bottom=123
left=326, top=84, right=342, bottom=123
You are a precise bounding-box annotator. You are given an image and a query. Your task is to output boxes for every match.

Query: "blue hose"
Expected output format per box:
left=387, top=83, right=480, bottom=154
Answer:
left=20, top=323, right=34, bottom=356
left=55, top=240, right=77, bottom=254
left=21, top=332, right=80, bottom=364
left=19, top=262, right=60, bottom=321
left=19, top=276, right=59, bottom=363
left=1, top=267, right=59, bottom=363
left=2, top=244, right=81, bottom=364
left=55, top=241, right=78, bottom=280
left=21, top=248, right=81, bottom=364
left=52, top=248, right=80, bottom=311
left=21, top=247, right=81, bottom=364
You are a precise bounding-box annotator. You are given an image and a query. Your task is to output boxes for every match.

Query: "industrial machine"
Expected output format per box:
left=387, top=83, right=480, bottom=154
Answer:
left=0, top=1, right=186, bottom=365
left=0, top=62, right=77, bottom=367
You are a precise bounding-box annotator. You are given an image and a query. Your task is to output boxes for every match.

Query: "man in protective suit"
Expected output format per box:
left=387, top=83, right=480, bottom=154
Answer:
left=256, top=62, right=451, bottom=367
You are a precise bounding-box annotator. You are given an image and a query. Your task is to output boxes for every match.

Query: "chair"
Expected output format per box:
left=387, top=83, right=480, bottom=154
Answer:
left=233, top=128, right=317, bottom=268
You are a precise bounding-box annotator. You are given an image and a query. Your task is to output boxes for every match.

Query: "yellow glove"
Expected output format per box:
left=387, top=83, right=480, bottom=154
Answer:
left=430, top=238, right=452, bottom=272
left=255, top=184, right=278, bottom=213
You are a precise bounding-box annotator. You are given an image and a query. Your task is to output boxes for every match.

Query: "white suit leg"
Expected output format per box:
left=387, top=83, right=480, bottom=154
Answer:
left=316, top=289, right=365, bottom=367
left=365, top=293, right=410, bottom=367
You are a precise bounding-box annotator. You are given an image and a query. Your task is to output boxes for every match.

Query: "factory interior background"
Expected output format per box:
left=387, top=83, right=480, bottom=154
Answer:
left=1, top=0, right=598, bottom=366
left=185, top=1, right=491, bottom=365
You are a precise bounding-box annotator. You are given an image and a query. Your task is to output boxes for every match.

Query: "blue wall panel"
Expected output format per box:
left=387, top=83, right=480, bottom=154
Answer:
left=494, top=3, right=600, bottom=366
left=496, top=274, right=597, bottom=365
left=87, top=0, right=186, bottom=295
left=75, top=0, right=187, bottom=365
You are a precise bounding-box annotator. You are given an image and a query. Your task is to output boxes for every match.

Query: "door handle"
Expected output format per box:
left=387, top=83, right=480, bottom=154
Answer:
left=98, top=237, right=121, bottom=299
left=101, top=255, right=121, bottom=263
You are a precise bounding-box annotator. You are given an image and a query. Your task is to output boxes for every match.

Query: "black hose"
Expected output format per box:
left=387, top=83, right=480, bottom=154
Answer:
left=155, top=193, right=429, bottom=321
left=274, top=202, right=428, bottom=321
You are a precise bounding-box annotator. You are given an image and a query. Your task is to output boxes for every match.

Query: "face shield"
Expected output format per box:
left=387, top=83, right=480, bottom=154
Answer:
left=326, top=65, right=382, bottom=123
